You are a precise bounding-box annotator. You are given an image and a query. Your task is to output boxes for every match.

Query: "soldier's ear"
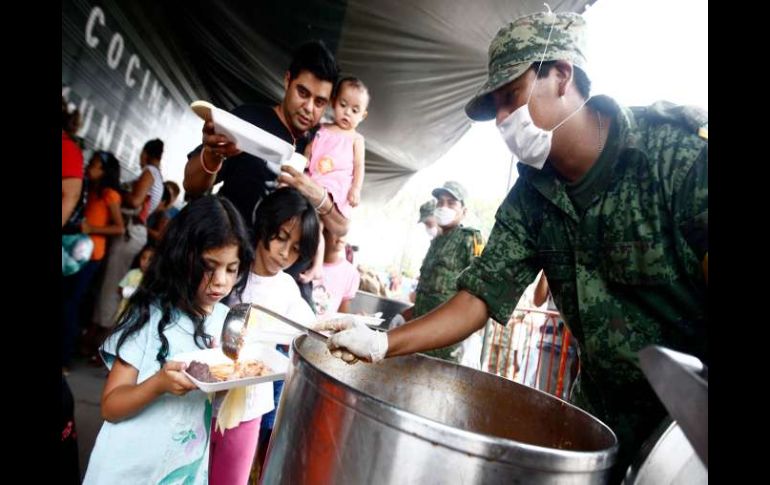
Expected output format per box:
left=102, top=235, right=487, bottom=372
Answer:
left=552, top=60, right=574, bottom=97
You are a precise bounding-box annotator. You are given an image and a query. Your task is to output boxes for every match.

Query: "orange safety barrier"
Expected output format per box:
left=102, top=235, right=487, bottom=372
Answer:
left=482, top=307, right=579, bottom=401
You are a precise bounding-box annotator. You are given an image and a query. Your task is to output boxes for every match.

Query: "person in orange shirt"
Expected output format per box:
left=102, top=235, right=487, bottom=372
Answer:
left=62, top=151, right=125, bottom=370
left=82, top=152, right=125, bottom=261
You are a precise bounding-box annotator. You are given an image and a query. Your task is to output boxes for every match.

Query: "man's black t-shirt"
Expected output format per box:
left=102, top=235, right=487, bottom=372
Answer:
left=191, top=104, right=315, bottom=307
left=214, top=104, right=309, bottom=230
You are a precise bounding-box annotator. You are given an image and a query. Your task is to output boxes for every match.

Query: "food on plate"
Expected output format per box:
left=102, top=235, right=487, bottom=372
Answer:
left=186, top=359, right=272, bottom=382
left=186, top=361, right=215, bottom=382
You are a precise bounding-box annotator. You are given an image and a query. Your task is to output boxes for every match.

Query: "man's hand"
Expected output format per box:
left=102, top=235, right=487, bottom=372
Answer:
left=184, top=120, right=242, bottom=195
left=314, top=319, right=389, bottom=364
left=202, top=120, right=241, bottom=159
left=278, top=165, right=325, bottom=207
left=279, top=164, right=351, bottom=237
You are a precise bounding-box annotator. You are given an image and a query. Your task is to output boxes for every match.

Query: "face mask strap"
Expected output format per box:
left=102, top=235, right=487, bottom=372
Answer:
left=551, top=94, right=592, bottom=132
left=527, top=3, right=557, bottom=104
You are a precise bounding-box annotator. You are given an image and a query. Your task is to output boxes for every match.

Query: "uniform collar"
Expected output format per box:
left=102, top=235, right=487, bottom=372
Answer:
left=517, top=95, right=640, bottom=222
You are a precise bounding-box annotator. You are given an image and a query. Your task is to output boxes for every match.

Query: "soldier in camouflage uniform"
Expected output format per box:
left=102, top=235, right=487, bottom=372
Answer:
left=418, top=199, right=440, bottom=239
left=320, top=10, right=707, bottom=481
left=413, top=181, right=484, bottom=362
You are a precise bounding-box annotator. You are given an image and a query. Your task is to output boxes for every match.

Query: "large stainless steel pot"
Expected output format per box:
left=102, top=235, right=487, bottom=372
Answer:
left=623, top=419, right=707, bottom=485
left=347, top=290, right=411, bottom=329
left=261, top=335, right=618, bottom=484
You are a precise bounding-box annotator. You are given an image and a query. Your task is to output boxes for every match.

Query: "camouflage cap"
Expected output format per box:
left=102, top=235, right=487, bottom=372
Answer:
left=432, top=181, right=468, bottom=205
left=418, top=199, right=437, bottom=223
left=465, top=11, right=589, bottom=121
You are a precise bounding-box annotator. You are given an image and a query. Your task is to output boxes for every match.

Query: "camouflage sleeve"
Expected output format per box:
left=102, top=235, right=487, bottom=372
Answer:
left=674, top=145, right=708, bottom=259
left=415, top=240, right=435, bottom=293
left=646, top=105, right=708, bottom=260
left=456, top=185, right=539, bottom=324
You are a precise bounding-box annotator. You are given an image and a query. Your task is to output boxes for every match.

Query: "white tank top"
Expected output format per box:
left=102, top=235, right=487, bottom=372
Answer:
left=144, top=164, right=163, bottom=214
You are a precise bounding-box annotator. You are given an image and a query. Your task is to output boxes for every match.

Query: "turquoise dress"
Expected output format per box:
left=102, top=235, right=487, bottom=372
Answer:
left=83, top=303, right=227, bottom=484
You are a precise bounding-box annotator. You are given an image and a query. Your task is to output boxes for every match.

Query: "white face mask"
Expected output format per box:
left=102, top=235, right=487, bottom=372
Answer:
left=498, top=96, right=593, bottom=170
left=425, top=225, right=439, bottom=239
left=498, top=104, right=552, bottom=170
left=434, top=207, right=458, bottom=226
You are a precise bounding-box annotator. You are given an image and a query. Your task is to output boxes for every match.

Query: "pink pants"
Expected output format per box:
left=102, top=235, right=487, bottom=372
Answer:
left=209, top=417, right=261, bottom=485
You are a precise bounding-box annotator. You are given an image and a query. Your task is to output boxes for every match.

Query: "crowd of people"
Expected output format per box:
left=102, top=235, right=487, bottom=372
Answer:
left=62, top=7, right=707, bottom=484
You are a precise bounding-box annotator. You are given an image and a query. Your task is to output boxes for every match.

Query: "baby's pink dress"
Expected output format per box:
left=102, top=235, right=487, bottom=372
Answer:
left=307, top=126, right=356, bottom=218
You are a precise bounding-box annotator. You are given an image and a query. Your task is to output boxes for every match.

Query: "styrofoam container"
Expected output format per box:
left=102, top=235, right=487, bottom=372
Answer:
left=175, top=344, right=289, bottom=393
left=190, top=100, right=295, bottom=163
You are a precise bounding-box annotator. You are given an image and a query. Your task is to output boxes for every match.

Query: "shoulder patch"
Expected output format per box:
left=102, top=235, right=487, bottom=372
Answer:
left=461, top=228, right=485, bottom=256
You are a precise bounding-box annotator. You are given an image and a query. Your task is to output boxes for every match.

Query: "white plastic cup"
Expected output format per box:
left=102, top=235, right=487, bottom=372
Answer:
left=283, top=153, right=308, bottom=173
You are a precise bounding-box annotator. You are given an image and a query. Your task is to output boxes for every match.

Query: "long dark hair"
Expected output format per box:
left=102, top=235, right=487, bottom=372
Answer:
left=111, top=195, right=254, bottom=365
left=253, top=187, right=319, bottom=267
left=89, top=151, right=122, bottom=198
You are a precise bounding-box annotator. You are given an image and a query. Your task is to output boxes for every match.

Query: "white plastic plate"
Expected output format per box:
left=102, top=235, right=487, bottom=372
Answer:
left=175, top=344, right=289, bottom=393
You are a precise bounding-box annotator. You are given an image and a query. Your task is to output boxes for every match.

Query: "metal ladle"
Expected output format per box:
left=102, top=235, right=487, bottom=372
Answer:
left=221, top=303, right=251, bottom=361
left=221, top=303, right=328, bottom=361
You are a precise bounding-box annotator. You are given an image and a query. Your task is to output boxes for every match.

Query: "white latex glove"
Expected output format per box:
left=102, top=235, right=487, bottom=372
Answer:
left=314, top=319, right=389, bottom=364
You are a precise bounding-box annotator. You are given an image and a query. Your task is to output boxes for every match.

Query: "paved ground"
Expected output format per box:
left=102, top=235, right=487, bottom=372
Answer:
left=66, top=356, right=108, bottom=480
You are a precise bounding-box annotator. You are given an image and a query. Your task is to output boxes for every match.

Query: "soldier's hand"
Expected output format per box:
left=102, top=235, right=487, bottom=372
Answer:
left=314, top=318, right=389, bottom=364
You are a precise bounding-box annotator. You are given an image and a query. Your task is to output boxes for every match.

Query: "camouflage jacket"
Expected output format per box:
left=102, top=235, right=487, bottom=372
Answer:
left=458, top=95, right=708, bottom=461
left=415, top=225, right=484, bottom=361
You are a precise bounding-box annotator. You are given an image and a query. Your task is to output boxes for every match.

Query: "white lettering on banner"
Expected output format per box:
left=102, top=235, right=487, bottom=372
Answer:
left=107, top=33, right=124, bottom=70
left=139, top=70, right=150, bottom=101
left=65, top=90, right=142, bottom=174
left=159, top=99, right=175, bottom=127
left=77, top=100, right=95, bottom=137
left=85, top=6, right=104, bottom=48
left=95, top=115, right=117, bottom=150
left=115, top=128, right=139, bottom=169
left=149, top=80, right=164, bottom=114
left=74, top=4, right=184, bottom=161
left=125, top=54, right=140, bottom=87
left=83, top=5, right=178, bottom=121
